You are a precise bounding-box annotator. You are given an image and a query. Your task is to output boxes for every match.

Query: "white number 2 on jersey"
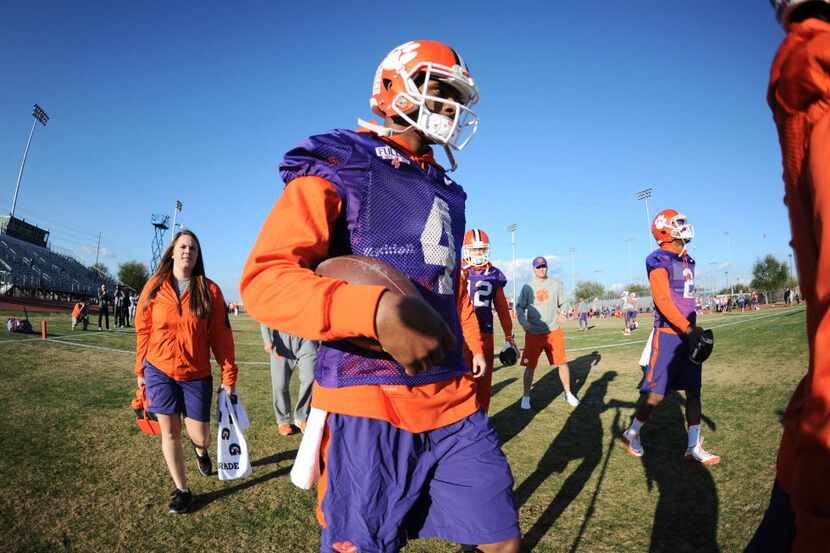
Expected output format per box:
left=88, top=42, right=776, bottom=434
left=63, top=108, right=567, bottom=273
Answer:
left=469, top=280, right=493, bottom=307
left=420, top=196, right=455, bottom=295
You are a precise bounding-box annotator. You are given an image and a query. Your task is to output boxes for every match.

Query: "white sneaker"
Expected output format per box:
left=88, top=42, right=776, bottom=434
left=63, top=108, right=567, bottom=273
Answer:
left=685, top=437, right=720, bottom=465
left=622, top=429, right=644, bottom=457
left=565, top=392, right=580, bottom=407
left=520, top=396, right=531, bottom=410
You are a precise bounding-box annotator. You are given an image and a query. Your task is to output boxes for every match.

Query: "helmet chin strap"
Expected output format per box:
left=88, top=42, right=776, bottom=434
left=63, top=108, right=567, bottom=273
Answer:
left=357, top=118, right=409, bottom=137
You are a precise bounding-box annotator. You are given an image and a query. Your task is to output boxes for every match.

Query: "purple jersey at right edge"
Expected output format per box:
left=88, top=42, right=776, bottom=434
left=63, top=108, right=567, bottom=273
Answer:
left=465, top=265, right=507, bottom=334
left=645, top=248, right=697, bottom=330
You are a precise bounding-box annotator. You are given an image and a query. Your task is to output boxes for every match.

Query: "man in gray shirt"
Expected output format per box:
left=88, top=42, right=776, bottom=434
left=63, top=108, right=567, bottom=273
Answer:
left=261, top=325, right=317, bottom=435
left=515, top=256, right=579, bottom=410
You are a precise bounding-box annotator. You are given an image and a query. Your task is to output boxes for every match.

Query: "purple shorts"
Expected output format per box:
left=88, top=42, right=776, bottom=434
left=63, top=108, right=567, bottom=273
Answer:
left=319, top=410, right=519, bottom=552
left=641, top=330, right=701, bottom=395
left=144, top=361, right=213, bottom=422
left=579, top=313, right=588, bottom=322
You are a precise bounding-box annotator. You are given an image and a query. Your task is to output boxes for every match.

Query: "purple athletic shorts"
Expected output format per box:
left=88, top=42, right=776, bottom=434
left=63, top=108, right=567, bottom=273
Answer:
left=144, top=361, right=213, bottom=422
left=641, top=330, right=701, bottom=395
left=579, top=312, right=588, bottom=322
left=319, top=410, right=520, bottom=552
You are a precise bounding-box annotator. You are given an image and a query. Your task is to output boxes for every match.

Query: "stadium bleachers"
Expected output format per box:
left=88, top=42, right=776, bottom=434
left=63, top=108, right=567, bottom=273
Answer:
left=0, top=233, right=117, bottom=297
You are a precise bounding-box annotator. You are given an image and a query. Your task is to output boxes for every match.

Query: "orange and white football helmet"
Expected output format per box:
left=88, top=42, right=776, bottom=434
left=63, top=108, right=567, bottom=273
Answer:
left=652, top=209, right=694, bottom=244
left=358, top=40, right=479, bottom=153
left=770, top=0, right=830, bottom=26
left=462, top=228, right=490, bottom=268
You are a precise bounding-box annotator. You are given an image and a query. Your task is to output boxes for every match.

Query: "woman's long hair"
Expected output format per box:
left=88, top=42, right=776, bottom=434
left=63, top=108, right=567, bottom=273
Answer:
left=141, top=229, right=212, bottom=319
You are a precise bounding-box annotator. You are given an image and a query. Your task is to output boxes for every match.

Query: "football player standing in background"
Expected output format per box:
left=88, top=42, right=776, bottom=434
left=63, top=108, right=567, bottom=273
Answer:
left=515, top=256, right=580, bottom=410
left=621, top=210, right=719, bottom=465
left=460, top=228, right=517, bottom=413
left=241, top=40, right=520, bottom=553
left=746, top=2, right=830, bottom=551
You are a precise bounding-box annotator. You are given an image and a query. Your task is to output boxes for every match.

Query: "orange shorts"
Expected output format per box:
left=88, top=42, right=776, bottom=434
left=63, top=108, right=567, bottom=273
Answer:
left=521, top=328, right=567, bottom=369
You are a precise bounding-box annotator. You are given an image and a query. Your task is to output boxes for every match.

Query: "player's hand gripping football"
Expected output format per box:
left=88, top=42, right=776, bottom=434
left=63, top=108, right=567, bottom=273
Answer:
left=375, top=290, right=456, bottom=376
left=470, top=353, right=487, bottom=378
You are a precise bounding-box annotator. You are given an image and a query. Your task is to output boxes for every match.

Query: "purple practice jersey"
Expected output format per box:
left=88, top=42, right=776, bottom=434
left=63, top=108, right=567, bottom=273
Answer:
left=464, top=265, right=507, bottom=334
left=280, top=129, right=467, bottom=388
left=646, top=247, right=697, bottom=330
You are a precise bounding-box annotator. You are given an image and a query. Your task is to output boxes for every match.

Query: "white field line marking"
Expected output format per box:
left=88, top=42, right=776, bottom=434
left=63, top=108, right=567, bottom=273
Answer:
left=8, top=308, right=804, bottom=364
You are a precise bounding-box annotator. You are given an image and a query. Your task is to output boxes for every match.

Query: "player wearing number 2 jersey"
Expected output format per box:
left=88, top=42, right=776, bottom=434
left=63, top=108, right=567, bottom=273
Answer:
left=240, top=40, right=520, bottom=553
left=460, top=228, right=515, bottom=413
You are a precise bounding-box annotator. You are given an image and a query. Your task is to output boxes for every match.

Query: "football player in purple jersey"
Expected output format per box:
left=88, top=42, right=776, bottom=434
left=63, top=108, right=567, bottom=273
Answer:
left=460, top=228, right=517, bottom=413
left=241, top=40, right=520, bottom=553
left=621, top=209, right=720, bottom=465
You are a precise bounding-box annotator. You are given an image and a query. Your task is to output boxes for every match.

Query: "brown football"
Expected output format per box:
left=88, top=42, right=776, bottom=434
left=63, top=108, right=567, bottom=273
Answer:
left=315, top=255, right=423, bottom=352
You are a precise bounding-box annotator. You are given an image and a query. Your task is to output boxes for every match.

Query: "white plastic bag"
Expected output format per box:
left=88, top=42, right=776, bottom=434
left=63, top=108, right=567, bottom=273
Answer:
left=216, top=390, right=252, bottom=481
left=290, top=407, right=328, bottom=489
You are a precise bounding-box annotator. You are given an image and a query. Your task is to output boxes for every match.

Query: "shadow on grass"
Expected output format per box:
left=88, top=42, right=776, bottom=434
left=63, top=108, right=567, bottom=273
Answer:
left=633, top=391, right=721, bottom=553
left=490, top=377, right=517, bottom=399
left=490, top=351, right=601, bottom=446
left=515, top=370, right=618, bottom=552
left=190, top=449, right=297, bottom=512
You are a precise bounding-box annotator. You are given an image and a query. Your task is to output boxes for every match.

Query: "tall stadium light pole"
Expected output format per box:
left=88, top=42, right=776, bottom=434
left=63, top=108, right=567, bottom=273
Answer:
left=10, top=104, right=49, bottom=218
left=636, top=187, right=654, bottom=247
left=95, top=232, right=102, bottom=266
left=507, top=224, right=518, bottom=308
left=170, top=200, right=183, bottom=242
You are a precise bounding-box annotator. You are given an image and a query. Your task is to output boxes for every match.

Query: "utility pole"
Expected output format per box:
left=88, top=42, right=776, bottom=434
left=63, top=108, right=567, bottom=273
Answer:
left=506, top=224, right=518, bottom=308
left=95, top=232, right=102, bottom=266
left=10, top=104, right=49, bottom=218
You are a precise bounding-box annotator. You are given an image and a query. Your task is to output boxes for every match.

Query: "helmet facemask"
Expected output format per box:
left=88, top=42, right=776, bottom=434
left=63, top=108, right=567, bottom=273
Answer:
left=392, top=62, right=479, bottom=151
left=462, top=243, right=489, bottom=268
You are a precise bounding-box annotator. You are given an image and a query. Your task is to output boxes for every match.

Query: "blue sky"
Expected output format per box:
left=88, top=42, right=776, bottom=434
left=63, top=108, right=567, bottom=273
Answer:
left=0, top=2, right=791, bottom=301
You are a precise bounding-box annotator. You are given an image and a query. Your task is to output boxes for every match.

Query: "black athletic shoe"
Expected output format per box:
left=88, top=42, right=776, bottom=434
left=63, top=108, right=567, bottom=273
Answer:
left=193, top=445, right=212, bottom=476
left=168, top=489, right=192, bottom=514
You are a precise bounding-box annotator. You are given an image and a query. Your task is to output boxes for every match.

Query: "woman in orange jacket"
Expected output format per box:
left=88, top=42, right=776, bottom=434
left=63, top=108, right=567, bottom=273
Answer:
left=134, top=229, right=238, bottom=514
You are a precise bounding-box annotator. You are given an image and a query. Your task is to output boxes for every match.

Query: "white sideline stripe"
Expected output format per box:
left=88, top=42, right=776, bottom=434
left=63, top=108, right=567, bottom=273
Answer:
left=566, top=308, right=801, bottom=353
left=7, top=308, right=803, bottom=363
left=0, top=327, right=133, bottom=347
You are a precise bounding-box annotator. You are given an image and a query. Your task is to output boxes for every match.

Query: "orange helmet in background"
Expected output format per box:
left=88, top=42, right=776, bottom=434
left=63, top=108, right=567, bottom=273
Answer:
left=462, top=228, right=490, bottom=268
left=652, top=209, right=695, bottom=244
left=359, top=40, right=479, bottom=151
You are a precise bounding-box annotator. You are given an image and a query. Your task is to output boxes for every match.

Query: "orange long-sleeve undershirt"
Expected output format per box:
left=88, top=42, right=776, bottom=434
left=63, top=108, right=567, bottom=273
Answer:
left=493, top=286, right=513, bottom=338
left=768, top=19, right=830, bottom=551
left=240, top=139, right=483, bottom=432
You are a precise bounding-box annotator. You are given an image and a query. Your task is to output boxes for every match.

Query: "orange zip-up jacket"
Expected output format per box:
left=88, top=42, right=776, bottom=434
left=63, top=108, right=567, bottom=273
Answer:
left=648, top=243, right=692, bottom=335
left=72, top=303, right=82, bottom=319
left=768, top=18, right=830, bottom=551
left=240, top=133, right=484, bottom=433
left=134, top=276, right=238, bottom=387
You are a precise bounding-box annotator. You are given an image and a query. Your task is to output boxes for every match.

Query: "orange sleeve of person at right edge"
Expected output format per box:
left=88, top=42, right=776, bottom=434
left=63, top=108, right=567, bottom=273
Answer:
left=493, top=286, right=513, bottom=338
left=457, top=269, right=484, bottom=357
left=788, top=107, right=830, bottom=552
left=239, top=176, right=386, bottom=342
left=648, top=268, right=691, bottom=334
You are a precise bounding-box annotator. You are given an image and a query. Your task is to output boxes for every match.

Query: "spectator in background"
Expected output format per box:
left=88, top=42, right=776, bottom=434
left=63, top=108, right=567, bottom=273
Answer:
left=577, top=299, right=589, bottom=331
left=260, top=325, right=317, bottom=436
left=71, top=301, right=89, bottom=331
left=97, top=284, right=110, bottom=331
left=738, top=291, right=747, bottom=312
left=128, top=291, right=138, bottom=326
left=134, top=229, right=238, bottom=514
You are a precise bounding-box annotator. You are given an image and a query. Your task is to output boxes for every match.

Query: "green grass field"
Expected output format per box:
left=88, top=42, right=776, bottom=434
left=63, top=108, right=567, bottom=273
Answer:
left=0, top=305, right=807, bottom=553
